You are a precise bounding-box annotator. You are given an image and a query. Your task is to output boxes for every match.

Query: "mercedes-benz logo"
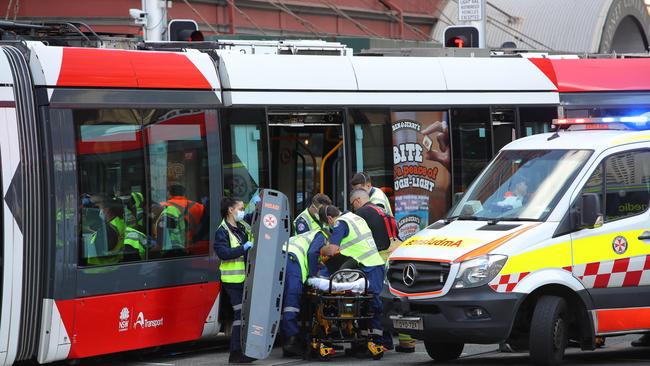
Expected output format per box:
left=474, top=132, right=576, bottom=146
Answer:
left=402, top=263, right=417, bottom=287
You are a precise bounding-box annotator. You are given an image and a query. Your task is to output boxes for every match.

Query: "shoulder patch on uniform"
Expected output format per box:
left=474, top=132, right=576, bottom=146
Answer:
left=334, top=221, right=341, bottom=228
left=297, top=222, right=306, bottom=232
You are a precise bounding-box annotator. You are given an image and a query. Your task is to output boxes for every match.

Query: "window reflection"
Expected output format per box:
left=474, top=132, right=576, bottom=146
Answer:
left=76, top=109, right=211, bottom=267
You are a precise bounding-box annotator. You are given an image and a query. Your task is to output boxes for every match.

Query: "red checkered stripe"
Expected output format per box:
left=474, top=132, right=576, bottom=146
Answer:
left=572, top=254, right=650, bottom=289
left=490, top=266, right=573, bottom=293
left=489, top=272, right=530, bottom=292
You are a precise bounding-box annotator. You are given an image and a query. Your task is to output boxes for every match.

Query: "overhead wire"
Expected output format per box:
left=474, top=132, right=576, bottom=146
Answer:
left=226, top=0, right=268, bottom=35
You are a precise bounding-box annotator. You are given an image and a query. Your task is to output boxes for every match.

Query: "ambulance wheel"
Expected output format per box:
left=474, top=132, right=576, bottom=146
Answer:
left=529, top=295, right=568, bottom=366
left=424, top=341, right=464, bottom=361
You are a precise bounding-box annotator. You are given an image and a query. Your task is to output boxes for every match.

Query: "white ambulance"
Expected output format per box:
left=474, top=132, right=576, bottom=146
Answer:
left=384, top=117, right=650, bottom=366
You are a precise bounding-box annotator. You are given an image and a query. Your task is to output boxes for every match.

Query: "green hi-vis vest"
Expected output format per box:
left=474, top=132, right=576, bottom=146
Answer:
left=336, top=212, right=384, bottom=267
left=288, top=229, right=321, bottom=283
left=218, top=220, right=252, bottom=284
left=293, top=208, right=320, bottom=233
left=131, top=192, right=144, bottom=227
left=156, top=204, right=187, bottom=251
left=88, top=216, right=126, bottom=266
left=124, top=226, right=147, bottom=260
left=370, top=188, right=393, bottom=216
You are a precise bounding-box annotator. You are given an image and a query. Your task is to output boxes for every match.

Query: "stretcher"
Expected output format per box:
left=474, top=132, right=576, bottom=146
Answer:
left=303, top=269, right=384, bottom=361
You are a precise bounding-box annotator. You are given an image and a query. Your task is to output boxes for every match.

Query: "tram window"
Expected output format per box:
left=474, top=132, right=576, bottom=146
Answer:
left=145, top=109, right=210, bottom=258
left=75, top=109, right=211, bottom=267
left=76, top=109, right=146, bottom=266
left=451, top=108, right=492, bottom=194
left=348, top=109, right=393, bottom=192
left=519, top=107, right=556, bottom=136
left=220, top=108, right=269, bottom=202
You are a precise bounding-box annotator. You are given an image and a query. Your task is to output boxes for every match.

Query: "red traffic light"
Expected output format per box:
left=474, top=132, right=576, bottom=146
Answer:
left=443, top=26, right=479, bottom=48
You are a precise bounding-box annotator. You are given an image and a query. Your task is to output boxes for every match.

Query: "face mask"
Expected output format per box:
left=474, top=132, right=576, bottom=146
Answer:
left=99, top=210, right=106, bottom=221
left=235, top=210, right=246, bottom=222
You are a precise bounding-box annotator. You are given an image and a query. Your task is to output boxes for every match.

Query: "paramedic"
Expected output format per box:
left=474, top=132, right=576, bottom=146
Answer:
left=350, top=172, right=393, bottom=216
left=293, top=193, right=332, bottom=234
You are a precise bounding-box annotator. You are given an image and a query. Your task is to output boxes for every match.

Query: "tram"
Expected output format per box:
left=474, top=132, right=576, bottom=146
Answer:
left=0, top=39, right=646, bottom=364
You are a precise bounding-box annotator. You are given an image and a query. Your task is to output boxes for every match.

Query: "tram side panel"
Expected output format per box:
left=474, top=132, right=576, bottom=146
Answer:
left=0, top=49, right=23, bottom=366
left=25, top=43, right=224, bottom=363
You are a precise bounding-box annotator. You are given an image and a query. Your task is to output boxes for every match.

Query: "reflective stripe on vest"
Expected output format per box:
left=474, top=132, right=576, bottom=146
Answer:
left=218, top=220, right=252, bottom=283
left=124, top=226, right=146, bottom=260
left=288, top=229, right=320, bottom=283
left=293, top=208, right=320, bottom=233
left=370, top=188, right=393, bottom=216
left=337, top=212, right=383, bottom=267
left=88, top=216, right=126, bottom=266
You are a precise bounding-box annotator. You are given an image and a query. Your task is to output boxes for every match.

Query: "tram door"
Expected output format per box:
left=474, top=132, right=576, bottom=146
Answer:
left=268, top=111, right=347, bottom=222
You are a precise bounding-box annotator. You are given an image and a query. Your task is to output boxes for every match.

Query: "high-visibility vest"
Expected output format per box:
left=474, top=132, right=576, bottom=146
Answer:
left=155, top=204, right=187, bottom=251
left=369, top=188, right=393, bottom=216
left=293, top=208, right=320, bottom=233
left=336, top=212, right=384, bottom=267
left=288, top=229, right=322, bottom=283
left=164, top=196, right=204, bottom=240
left=131, top=192, right=144, bottom=227
left=218, top=220, right=252, bottom=284
left=88, top=216, right=126, bottom=265
left=124, top=226, right=147, bottom=260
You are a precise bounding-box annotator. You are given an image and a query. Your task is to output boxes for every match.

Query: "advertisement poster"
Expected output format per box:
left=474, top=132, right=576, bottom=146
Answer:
left=392, top=111, right=451, bottom=240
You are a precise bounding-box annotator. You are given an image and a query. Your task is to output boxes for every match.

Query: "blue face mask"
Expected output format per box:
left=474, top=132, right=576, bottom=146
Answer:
left=235, top=210, right=246, bottom=222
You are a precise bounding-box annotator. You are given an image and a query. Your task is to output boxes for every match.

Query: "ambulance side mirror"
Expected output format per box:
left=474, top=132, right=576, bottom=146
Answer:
left=580, top=193, right=603, bottom=229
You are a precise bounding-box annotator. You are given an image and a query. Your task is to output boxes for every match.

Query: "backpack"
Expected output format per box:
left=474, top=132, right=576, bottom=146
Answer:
left=368, top=204, right=398, bottom=240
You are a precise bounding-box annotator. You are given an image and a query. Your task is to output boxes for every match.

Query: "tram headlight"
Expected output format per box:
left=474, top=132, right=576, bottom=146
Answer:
left=453, top=255, right=507, bottom=289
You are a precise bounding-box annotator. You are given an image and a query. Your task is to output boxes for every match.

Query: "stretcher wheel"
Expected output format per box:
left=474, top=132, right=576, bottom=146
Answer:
left=312, top=341, right=335, bottom=360
left=368, top=340, right=385, bottom=360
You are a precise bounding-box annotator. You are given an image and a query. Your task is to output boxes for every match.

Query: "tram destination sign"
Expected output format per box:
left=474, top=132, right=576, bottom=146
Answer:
left=458, top=0, right=482, bottom=21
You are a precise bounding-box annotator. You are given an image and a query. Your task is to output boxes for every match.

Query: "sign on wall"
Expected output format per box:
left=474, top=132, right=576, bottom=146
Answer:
left=392, top=111, right=451, bottom=240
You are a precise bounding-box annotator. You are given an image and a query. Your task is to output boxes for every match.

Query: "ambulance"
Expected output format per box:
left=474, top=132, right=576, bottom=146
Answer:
left=384, top=116, right=650, bottom=366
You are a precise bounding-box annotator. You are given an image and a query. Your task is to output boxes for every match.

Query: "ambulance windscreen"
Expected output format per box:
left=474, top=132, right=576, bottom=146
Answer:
left=449, top=149, right=592, bottom=221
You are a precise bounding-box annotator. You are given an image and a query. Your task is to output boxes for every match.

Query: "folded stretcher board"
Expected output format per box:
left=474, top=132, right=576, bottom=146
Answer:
left=241, top=189, right=290, bottom=359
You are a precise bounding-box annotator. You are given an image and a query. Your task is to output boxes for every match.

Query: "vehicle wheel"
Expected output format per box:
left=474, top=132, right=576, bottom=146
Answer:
left=529, top=295, right=569, bottom=366
left=424, top=341, right=464, bottom=361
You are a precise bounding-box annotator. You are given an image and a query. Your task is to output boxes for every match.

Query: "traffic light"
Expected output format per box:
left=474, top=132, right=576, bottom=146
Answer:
left=443, top=25, right=479, bottom=48
left=168, top=19, right=202, bottom=41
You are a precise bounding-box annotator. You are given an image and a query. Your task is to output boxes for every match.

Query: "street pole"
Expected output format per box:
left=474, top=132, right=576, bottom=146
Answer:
left=143, top=0, right=167, bottom=41
left=478, top=0, right=486, bottom=48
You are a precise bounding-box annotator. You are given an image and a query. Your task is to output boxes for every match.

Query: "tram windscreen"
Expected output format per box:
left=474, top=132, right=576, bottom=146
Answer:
left=75, top=109, right=211, bottom=266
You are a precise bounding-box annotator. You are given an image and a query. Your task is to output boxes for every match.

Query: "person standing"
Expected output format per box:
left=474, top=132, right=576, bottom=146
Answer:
left=163, top=183, right=205, bottom=243
left=293, top=193, right=332, bottom=234
left=350, top=172, right=393, bottom=216
left=350, top=189, right=414, bottom=353
left=214, top=197, right=255, bottom=364
left=318, top=205, right=385, bottom=350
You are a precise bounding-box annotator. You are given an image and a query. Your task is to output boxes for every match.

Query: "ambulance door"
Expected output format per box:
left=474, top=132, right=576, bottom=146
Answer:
left=570, top=145, right=650, bottom=332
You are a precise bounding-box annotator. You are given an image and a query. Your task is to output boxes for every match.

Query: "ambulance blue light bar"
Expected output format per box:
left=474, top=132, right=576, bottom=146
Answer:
left=553, top=116, right=650, bottom=129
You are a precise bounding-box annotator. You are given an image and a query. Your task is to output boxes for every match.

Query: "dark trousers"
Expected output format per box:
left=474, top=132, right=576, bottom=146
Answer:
left=281, top=255, right=303, bottom=338
left=223, top=283, right=244, bottom=353
left=362, top=265, right=385, bottom=339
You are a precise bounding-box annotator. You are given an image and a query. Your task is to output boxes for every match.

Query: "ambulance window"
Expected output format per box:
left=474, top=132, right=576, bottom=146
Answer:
left=603, top=150, right=650, bottom=221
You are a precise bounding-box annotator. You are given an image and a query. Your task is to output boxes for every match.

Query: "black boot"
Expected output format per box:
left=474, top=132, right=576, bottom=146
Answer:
left=632, top=334, right=650, bottom=347
left=282, top=335, right=304, bottom=356
left=229, top=350, right=256, bottom=364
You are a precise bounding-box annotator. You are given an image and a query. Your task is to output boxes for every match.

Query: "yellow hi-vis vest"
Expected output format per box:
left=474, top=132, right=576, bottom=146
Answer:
left=124, top=226, right=147, bottom=260
left=293, top=208, right=320, bottom=233
left=218, top=220, right=252, bottom=284
left=288, top=229, right=321, bottom=283
left=369, top=188, right=393, bottom=216
left=88, top=216, right=126, bottom=265
left=336, top=212, right=384, bottom=267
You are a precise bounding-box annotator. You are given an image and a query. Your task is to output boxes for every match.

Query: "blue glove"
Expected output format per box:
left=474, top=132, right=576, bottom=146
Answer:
left=251, top=195, right=261, bottom=206
left=243, top=241, right=253, bottom=251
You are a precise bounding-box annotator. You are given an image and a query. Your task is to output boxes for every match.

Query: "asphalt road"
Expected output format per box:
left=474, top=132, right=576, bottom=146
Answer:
left=67, top=334, right=650, bottom=366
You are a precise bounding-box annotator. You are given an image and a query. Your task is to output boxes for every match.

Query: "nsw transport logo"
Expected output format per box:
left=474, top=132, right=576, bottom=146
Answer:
left=118, top=307, right=130, bottom=332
